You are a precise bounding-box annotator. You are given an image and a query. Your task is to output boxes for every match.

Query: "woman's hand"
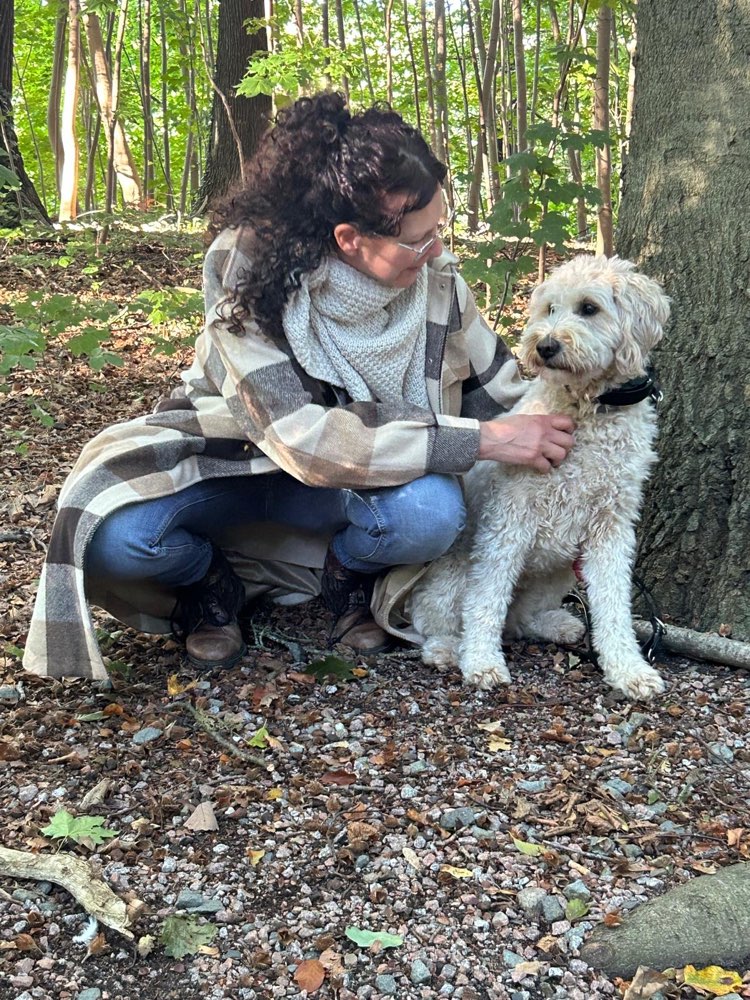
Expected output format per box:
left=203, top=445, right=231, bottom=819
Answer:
left=478, top=414, right=575, bottom=472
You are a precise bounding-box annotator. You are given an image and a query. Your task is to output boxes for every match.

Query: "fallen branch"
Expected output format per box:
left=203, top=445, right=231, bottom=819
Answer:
left=634, top=618, right=750, bottom=669
left=0, top=845, right=136, bottom=940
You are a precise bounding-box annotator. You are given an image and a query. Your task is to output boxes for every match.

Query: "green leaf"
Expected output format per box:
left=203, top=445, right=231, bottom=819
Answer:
left=511, top=837, right=544, bottom=857
left=345, top=927, right=403, bottom=949
left=306, top=654, right=357, bottom=682
left=565, top=897, right=590, bottom=921
left=247, top=724, right=269, bottom=748
left=161, top=914, right=217, bottom=958
left=41, top=809, right=118, bottom=846
left=75, top=711, right=108, bottom=722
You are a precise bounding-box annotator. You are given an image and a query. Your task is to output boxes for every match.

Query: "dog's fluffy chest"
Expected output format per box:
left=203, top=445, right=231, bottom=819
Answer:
left=469, top=395, right=658, bottom=554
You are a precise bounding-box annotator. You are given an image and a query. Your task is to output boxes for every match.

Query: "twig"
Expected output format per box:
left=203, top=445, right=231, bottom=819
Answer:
left=181, top=703, right=268, bottom=768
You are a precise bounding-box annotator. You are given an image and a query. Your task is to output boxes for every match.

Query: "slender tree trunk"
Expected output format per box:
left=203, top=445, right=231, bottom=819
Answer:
left=195, top=0, right=271, bottom=213
left=467, top=0, right=500, bottom=227
left=47, top=0, right=67, bottom=198
left=530, top=0, right=541, bottom=123
left=352, top=0, right=374, bottom=102
left=511, top=0, right=528, bottom=165
left=334, top=0, right=349, bottom=102
left=385, top=0, right=394, bottom=105
left=402, top=0, right=422, bottom=133
left=59, top=0, right=81, bottom=222
left=138, top=0, right=154, bottom=204
left=83, top=4, right=141, bottom=207
left=293, top=0, right=303, bottom=41
left=160, top=4, right=173, bottom=209
left=432, top=0, right=449, bottom=167
left=420, top=0, right=437, bottom=151
left=617, top=0, right=750, bottom=641
left=594, top=1, right=612, bottom=255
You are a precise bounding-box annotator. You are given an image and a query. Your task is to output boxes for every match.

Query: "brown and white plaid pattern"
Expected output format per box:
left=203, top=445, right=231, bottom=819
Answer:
left=23, top=227, right=526, bottom=680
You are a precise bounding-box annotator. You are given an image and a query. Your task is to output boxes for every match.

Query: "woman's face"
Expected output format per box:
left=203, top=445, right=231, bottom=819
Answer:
left=335, top=186, right=447, bottom=288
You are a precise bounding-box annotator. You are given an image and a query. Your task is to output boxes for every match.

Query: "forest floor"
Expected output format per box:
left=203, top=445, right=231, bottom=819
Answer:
left=0, top=230, right=749, bottom=1000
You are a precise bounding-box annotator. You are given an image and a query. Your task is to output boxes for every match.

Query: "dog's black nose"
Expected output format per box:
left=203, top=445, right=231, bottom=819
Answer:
left=536, top=337, right=562, bottom=361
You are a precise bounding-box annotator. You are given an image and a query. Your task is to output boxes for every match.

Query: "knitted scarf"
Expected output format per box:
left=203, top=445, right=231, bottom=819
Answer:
left=282, top=255, right=430, bottom=408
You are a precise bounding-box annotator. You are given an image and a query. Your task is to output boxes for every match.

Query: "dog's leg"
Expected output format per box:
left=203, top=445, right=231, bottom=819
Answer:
left=410, top=552, right=465, bottom=668
left=507, top=567, right=586, bottom=644
left=458, top=524, right=534, bottom=689
left=580, top=526, right=665, bottom=699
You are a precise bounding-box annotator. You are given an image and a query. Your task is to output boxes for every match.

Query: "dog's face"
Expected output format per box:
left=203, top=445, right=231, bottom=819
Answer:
left=519, top=255, right=670, bottom=384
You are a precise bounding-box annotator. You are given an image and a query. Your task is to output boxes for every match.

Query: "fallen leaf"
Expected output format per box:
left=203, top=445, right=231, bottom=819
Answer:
left=184, top=802, right=218, bottom=832
left=306, top=654, right=357, bottom=682
left=248, top=725, right=270, bottom=748
left=319, top=947, right=345, bottom=978
left=137, top=935, right=155, bottom=957
left=603, top=911, right=622, bottom=927
left=287, top=671, right=316, bottom=685
left=85, top=931, right=107, bottom=959
left=511, top=960, right=543, bottom=981
left=160, top=915, right=216, bottom=959
left=167, top=674, right=197, bottom=696
left=266, top=788, right=284, bottom=801
left=320, top=770, right=356, bottom=786
left=13, top=933, right=39, bottom=952
left=247, top=849, right=265, bottom=867
left=682, top=964, right=744, bottom=996
left=402, top=847, right=422, bottom=870
left=80, top=778, right=111, bottom=809
left=41, top=811, right=118, bottom=848
left=477, top=720, right=505, bottom=733
left=347, top=821, right=379, bottom=843
left=511, top=836, right=544, bottom=857
left=565, top=897, right=589, bottom=921
left=488, top=736, right=512, bottom=752
left=622, top=966, right=673, bottom=1000
left=294, top=958, right=325, bottom=993
left=440, top=864, right=474, bottom=879
left=344, top=927, right=403, bottom=949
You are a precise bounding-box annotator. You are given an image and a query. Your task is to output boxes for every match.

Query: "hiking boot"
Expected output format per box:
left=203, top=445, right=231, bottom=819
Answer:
left=171, top=547, right=247, bottom=668
left=321, top=549, right=394, bottom=655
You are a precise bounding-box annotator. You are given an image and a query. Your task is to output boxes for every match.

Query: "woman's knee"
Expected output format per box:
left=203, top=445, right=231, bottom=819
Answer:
left=368, top=473, right=466, bottom=564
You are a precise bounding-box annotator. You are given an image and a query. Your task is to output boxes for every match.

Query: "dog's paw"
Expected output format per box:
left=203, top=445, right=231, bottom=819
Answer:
left=459, top=652, right=512, bottom=690
left=421, top=635, right=459, bottom=668
left=527, top=609, right=587, bottom=645
left=602, top=656, right=665, bottom=700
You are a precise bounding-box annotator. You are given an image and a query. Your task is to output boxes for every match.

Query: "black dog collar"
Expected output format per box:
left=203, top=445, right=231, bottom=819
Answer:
left=597, top=372, right=662, bottom=408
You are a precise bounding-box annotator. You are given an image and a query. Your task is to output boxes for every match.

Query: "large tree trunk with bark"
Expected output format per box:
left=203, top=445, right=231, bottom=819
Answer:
left=0, top=0, right=51, bottom=226
left=617, top=1, right=750, bottom=642
left=194, top=0, right=270, bottom=213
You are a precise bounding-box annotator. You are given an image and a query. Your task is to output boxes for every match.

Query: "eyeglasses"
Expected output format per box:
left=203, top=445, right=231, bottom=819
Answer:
left=396, top=210, right=455, bottom=258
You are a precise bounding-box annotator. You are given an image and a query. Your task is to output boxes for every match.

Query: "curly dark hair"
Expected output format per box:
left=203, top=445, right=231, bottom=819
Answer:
left=212, top=92, right=446, bottom=335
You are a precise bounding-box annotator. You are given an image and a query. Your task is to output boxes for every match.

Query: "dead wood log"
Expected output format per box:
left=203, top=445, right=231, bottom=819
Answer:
left=634, top=618, right=750, bottom=670
left=0, top=845, right=136, bottom=939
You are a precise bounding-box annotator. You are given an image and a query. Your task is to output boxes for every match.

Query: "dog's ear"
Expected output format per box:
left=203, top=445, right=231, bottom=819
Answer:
left=611, top=264, right=671, bottom=378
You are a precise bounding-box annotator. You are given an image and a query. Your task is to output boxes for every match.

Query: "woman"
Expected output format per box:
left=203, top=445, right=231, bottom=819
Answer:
left=23, top=93, right=574, bottom=681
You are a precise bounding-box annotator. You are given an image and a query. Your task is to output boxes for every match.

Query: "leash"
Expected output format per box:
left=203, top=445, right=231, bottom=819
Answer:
left=564, top=564, right=665, bottom=665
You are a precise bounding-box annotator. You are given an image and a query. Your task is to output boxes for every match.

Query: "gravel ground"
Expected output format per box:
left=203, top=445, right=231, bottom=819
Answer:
left=1, top=238, right=749, bottom=1000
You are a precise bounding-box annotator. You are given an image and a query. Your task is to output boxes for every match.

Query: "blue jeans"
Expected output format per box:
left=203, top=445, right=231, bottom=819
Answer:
left=86, top=472, right=466, bottom=587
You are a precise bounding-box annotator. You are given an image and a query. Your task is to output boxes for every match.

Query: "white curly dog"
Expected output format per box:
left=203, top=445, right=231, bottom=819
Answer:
left=410, top=255, right=670, bottom=700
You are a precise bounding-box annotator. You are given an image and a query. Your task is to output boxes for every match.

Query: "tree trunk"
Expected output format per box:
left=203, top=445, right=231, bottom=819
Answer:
left=138, top=0, right=153, bottom=204
left=594, top=2, right=612, bottom=255
left=194, top=0, right=270, bottom=213
left=47, top=0, right=67, bottom=200
left=432, top=0, right=449, bottom=168
left=617, top=0, right=750, bottom=642
left=420, top=0, right=437, bottom=152
left=82, top=5, right=141, bottom=207
left=59, top=0, right=81, bottom=222
left=402, top=0, right=422, bottom=133
left=334, top=0, right=349, bottom=102
left=0, top=0, right=51, bottom=225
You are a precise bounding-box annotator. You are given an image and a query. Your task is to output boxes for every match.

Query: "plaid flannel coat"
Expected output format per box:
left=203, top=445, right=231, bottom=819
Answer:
left=23, top=226, right=526, bottom=680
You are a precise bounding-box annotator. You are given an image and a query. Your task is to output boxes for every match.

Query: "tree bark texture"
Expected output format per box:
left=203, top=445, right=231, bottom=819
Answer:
left=0, top=0, right=50, bottom=225
left=617, top=0, right=750, bottom=641
left=195, top=0, right=270, bottom=213
left=58, top=0, right=81, bottom=222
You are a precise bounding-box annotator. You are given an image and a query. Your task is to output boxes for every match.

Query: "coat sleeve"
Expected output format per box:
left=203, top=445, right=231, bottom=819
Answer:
left=454, top=272, right=529, bottom=420
left=187, top=229, right=483, bottom=490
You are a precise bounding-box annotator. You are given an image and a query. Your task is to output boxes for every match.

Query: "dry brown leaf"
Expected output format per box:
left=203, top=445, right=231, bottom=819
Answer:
left=318, top=947, right=345, bottom=977
left=622, top=966, right=673, bottom=1000
left=603, top=911, right=622, bottom=927
left=293, top=958, right=326, bottom=993
left=85, top=931, right=107, bottom=959
left=13, top=933, right=39, bottom=952
left=184, top=801, right=219, bottom=832
left=320, top=770, right=356, bottom=786
left=347, top=821, right=379, bottom=842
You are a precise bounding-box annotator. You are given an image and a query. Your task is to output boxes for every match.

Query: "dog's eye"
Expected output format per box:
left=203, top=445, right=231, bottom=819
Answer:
left=547, top=303, right=557, bottom=315
left=578, top=301, right=599, bottom=317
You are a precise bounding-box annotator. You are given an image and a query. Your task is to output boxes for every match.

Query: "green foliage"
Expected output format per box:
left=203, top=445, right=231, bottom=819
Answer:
left=461, top=123, right=605, bottom=310
left=40, top=809, right=119, bottom=847
left=160, top=914, right=217, bottom=958
left=305, top=654, right=357, bottom=682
